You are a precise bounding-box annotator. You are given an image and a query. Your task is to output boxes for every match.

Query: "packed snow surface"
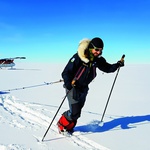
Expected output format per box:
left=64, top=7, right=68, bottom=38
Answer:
left=0, top=63, right=150, bottom=150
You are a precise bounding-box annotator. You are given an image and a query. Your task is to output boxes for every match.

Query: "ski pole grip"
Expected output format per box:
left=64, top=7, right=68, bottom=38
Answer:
left=121, top=54, right=125, bottom=62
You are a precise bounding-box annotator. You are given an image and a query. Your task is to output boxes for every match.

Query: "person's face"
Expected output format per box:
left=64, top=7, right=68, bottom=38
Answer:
left=91, top=48, right=103, bottom=57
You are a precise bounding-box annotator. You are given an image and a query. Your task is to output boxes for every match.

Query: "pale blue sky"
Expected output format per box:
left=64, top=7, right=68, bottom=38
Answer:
left=0, top=0, right=150, bottom=64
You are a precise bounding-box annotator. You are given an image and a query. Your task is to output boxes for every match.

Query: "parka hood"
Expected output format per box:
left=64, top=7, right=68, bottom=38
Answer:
left=77, top=39, right=91, bottom=63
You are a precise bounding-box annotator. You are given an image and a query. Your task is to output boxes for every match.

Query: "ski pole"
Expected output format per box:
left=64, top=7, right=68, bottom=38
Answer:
left=100, top=54, right=125, bottom=122
left=42, top=89, right=71, bottom=142
left=2, top=79, right=64, bottom=92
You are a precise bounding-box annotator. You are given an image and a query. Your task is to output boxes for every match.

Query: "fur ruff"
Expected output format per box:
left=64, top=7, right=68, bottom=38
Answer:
left=77, top=39, right=91, bottom=63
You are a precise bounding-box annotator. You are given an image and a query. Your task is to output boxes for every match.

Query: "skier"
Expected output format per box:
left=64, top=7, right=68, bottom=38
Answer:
left=57, top=37, right=124, bottom=134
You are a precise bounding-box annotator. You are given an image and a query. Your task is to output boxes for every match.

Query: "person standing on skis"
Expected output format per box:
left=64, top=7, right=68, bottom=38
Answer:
left=57, top=37, right=124, bottom=134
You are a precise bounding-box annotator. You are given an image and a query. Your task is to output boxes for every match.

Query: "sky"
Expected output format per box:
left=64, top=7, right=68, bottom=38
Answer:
left=0, top=0, right=150, bottom=64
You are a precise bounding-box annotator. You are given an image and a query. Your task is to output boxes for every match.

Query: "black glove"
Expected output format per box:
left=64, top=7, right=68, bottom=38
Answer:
left=117, top=60, right=124, bottom=67
left=64, top=82, right=72, bottom=90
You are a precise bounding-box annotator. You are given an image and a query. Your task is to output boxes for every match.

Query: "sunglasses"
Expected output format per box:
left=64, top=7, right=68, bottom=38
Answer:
left=90, top=43, right=102, bottom=52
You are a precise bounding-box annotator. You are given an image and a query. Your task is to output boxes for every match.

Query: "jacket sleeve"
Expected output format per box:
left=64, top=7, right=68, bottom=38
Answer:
left=61, top=54, right=80, bottom=90
left=96, top=57, right=119, bottom=73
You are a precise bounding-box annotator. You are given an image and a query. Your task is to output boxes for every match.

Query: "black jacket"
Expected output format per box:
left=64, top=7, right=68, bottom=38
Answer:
left=62, top=53, right=119, bottom=90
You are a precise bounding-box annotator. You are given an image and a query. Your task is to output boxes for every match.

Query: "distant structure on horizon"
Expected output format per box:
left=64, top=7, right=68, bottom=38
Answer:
left=0, top=57, right=26, bottom=69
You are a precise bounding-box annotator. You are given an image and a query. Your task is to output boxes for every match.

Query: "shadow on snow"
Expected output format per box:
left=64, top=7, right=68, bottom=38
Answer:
left=75, top=114, right=150, bottom=133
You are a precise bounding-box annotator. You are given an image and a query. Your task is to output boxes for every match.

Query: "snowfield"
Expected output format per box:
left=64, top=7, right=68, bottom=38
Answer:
left=0, top=63, right=150, bottom=150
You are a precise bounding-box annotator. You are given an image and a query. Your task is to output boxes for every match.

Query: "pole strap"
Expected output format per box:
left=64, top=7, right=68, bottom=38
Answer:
left=71, top=65, right=86, bottom=85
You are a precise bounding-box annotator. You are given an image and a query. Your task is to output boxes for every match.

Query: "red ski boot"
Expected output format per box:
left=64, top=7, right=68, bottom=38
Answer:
left=57, top=115, right=77, bottom=135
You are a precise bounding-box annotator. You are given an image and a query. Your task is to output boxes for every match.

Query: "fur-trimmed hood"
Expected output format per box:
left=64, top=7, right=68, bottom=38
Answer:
left=77, top=39, right=91, bottom=63
left=77, top=38, right=103, bottom=63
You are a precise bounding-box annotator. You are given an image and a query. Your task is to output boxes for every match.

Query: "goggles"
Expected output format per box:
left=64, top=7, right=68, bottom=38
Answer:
left=90, top=43, right=102, bottom=52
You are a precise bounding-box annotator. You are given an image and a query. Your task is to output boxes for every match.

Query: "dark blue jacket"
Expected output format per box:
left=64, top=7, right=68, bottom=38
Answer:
left=62, top=53, right=119, bottom=90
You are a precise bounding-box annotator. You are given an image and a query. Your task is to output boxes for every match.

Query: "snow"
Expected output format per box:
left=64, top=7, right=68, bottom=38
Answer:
left=0, top=63, right=150, bottom=150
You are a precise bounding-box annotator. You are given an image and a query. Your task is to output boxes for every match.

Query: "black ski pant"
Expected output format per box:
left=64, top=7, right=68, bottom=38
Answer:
left=63, top=86, right=89, bottom=121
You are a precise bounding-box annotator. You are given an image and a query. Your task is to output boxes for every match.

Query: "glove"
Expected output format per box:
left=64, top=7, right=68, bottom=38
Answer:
left=117, top=60, right=124, bottom=67
left=64, top=82, right=72, bottom=90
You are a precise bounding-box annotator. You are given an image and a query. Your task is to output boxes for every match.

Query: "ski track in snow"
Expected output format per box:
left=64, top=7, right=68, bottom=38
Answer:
left=0, top=144, right=31, bottom=150
left=0, top=95, right=110, bottom=150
